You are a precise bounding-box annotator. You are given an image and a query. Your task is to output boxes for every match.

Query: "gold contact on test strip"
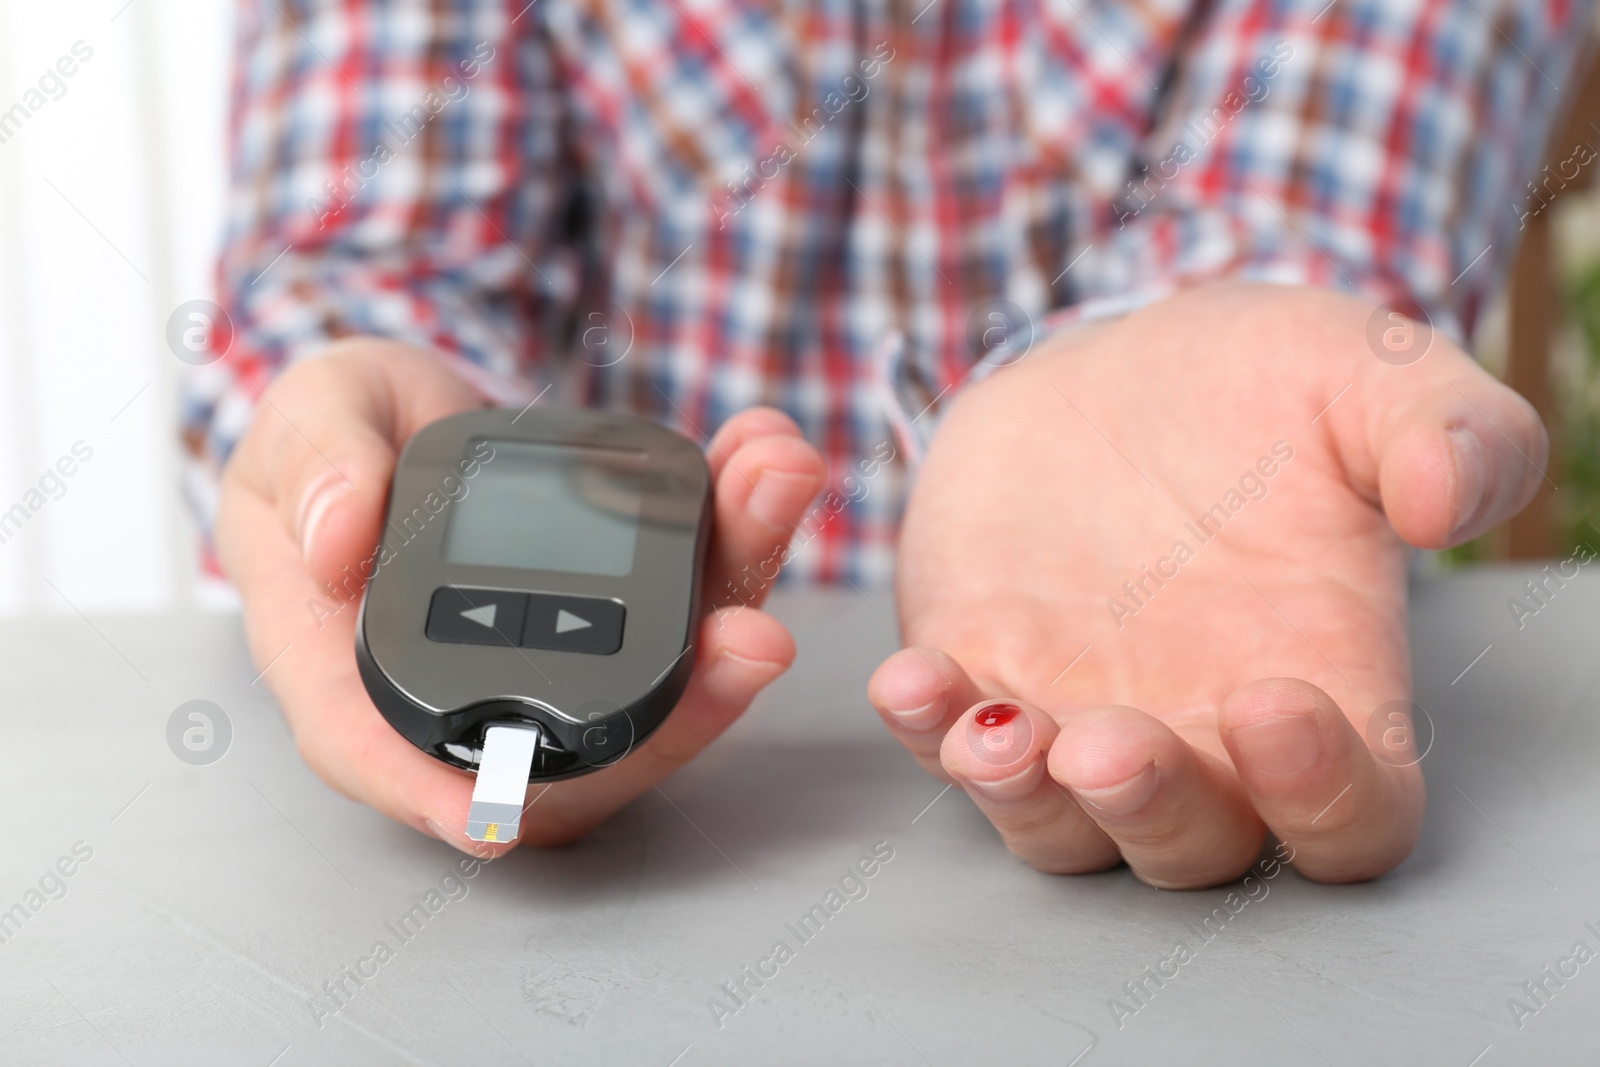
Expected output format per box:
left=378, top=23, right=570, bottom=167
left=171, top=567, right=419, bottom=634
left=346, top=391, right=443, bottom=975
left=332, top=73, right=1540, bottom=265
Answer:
left=483, top=824, right=499, bottom=841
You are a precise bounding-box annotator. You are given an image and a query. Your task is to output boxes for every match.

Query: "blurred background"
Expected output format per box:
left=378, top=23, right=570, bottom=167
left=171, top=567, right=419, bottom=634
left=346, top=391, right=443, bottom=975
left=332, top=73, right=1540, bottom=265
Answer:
left=1446, top=31, right=1600, bottom=570
left=0, top=0, right=230, bottom=615
left=1, top=1, right=1598, bottom=617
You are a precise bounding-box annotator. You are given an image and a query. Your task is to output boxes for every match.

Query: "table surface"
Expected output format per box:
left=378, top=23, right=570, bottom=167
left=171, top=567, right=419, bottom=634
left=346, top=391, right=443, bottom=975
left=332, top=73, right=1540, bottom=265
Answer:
left=1, top=567, right=1597, bottom=1066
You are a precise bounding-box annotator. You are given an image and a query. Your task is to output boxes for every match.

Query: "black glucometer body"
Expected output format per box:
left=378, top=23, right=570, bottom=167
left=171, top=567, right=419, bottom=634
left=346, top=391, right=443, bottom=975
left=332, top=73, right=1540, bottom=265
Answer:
left=355, top=408, right=711, bottom=783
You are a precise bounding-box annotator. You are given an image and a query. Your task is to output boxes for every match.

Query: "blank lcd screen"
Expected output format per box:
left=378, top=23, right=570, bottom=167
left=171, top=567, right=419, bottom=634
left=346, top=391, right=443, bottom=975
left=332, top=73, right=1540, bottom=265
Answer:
left=441, top=440, right=642, bottom=577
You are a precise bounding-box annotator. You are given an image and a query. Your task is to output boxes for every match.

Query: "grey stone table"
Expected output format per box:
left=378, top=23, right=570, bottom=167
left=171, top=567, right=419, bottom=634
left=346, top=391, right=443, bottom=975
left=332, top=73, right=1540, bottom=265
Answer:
left=1, top=568, right=1597, bottom=1066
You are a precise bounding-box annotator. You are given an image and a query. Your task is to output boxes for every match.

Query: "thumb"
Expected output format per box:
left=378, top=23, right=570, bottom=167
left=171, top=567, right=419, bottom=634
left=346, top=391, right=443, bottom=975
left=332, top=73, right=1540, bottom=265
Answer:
left=225, top=340, right=484, bottom=591
left=1359, top=340, right=1549, bottom=550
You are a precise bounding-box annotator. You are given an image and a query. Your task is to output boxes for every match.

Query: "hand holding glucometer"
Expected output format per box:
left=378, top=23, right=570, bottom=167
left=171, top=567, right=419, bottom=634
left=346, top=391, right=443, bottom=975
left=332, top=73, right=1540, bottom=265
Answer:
left=356, top=408, right=715, bottom=842
left=215, top=341, right=826, bottom=852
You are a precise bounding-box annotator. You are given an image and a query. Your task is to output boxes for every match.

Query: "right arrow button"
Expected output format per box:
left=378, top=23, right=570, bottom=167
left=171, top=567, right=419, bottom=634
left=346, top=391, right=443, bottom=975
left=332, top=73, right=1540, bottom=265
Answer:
left=555, top=609, right=592, bottom=634
left=522, top=594, right=625, bottom=655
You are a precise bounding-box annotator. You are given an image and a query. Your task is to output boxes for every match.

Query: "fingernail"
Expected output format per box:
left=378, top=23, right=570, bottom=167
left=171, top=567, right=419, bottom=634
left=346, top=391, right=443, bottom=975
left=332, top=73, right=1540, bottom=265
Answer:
left=1447, top=427, right=1488, bottom=541
left=1232, top=715, right=1321, bottom=776
left=747, top=469, right=815, bottom=529
left=1074, top=762, right=1160, bottom=815
left=887, top=697, right=944, bottom=731
left=968, top=758, right=1044, bottom=801
left=298, top=475, right=349, bottom=562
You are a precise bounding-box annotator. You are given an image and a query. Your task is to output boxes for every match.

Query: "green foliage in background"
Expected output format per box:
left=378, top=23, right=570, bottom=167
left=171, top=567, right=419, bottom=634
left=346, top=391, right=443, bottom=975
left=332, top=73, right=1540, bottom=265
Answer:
left=1436, top=525, right=1493, bottom=569
left=1556, top=259, right=1600, bottom=552
left=1437, top=259, right=1600, bottom=568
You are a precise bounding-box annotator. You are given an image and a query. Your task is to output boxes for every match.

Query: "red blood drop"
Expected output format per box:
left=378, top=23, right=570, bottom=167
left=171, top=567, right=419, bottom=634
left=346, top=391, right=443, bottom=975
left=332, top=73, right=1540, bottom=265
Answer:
left=974, top=703, right=1021, bottom=729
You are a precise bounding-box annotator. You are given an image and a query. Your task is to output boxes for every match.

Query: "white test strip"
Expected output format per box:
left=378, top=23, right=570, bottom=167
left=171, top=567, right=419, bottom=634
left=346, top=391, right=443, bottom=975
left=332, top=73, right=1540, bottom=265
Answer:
left=465, top=726, right=539, bottom=843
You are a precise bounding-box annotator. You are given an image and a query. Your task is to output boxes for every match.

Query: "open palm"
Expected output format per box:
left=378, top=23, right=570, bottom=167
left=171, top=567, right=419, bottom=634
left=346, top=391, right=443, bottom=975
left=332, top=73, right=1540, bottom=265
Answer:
left=868, top=282, right=1545, bottom=888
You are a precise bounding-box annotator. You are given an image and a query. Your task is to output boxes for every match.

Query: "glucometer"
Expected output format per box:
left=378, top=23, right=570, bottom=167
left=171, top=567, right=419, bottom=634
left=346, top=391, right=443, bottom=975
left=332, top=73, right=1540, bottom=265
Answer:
left=355, top=408, right=711, bottom=842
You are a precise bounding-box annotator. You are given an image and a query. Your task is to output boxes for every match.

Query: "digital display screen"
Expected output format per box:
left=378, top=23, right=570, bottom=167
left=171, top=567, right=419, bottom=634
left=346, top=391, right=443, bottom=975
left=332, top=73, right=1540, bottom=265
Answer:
left=441, top=440, right=642, bottom=577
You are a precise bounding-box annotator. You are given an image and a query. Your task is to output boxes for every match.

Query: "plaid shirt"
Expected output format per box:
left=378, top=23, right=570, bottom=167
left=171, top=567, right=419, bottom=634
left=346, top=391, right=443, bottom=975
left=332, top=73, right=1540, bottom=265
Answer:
left=186, top=0, right=1589, bottom=585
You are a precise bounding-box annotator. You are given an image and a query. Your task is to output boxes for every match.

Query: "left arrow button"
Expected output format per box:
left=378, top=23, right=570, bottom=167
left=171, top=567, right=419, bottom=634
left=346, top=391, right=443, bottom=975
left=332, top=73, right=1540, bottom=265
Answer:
left=426, top=588, right=527, bottom=646
left=460, top=603, right=498, bottom=628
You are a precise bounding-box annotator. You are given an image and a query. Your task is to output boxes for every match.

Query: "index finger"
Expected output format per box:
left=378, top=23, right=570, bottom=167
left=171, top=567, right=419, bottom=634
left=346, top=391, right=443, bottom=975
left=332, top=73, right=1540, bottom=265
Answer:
left=221, top=340, right=484, bottom=590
